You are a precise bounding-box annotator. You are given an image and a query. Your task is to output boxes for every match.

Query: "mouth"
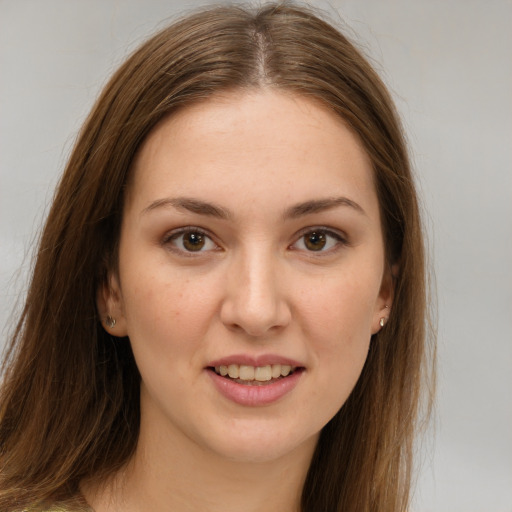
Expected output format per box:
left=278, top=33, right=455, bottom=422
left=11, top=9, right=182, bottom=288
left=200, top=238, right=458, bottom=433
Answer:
left=208, top=364, right=302, bottom=386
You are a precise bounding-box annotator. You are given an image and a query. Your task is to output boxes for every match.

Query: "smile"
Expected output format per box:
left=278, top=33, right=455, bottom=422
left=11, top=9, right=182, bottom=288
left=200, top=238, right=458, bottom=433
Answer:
left=207, top=362, right=304, bottom=406
left=212, top=364, right=296, bottom=384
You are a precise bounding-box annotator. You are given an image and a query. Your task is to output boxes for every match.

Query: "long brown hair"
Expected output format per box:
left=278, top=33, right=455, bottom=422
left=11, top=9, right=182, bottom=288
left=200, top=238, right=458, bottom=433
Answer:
left=0, top=3, right=434, bottom=511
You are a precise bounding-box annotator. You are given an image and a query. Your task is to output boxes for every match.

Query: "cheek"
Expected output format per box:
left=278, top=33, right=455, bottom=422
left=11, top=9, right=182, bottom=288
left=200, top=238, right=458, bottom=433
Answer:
left=300, top=272, right=378, bottom=399
left=302, top=271, right=379, bottom=345
left=120, top=264, right=220, bottom=354
left=119, top=269, right=223, bottom=407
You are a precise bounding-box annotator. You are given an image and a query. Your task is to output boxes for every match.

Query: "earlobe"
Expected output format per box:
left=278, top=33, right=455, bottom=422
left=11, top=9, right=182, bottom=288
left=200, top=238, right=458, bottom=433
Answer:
left=96, top=274, right=128, bottom=337
left=379, top=307, right=389, bottom=328
left=372, top=304, right=390, bottom=335
left=371, top=263, right=398, bottom=334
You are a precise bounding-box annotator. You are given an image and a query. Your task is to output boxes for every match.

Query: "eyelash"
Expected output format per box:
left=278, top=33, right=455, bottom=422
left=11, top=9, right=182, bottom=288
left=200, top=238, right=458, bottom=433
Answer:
left=162, top=227, right=219, bottom=256
left=162, top=226, right=348, bottom=256
left=290, top=227, right=348, bottom=254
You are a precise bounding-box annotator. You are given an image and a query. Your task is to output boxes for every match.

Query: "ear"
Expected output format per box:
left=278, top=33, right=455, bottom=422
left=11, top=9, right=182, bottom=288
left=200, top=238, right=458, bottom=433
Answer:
left=371, top=263, right=398, bottom=335
left=97, top=273, right=128, bottom=337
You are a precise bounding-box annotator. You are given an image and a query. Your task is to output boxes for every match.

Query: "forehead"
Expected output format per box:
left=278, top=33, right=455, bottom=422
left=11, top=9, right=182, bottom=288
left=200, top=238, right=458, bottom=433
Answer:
left=127, top=90, right=378, bottom=219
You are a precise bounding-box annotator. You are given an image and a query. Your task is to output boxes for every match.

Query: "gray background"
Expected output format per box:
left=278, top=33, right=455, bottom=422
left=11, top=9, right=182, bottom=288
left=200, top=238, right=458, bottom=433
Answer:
left=1, top=1, right=511, bottom=510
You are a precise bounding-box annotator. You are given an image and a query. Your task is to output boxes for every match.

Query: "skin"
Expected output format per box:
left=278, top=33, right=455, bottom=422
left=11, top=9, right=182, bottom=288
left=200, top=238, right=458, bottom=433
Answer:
left=89, top=90, right=393, bottom=512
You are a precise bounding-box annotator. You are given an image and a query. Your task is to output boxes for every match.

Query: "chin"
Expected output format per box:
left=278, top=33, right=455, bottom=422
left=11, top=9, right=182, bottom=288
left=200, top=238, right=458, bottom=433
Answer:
left=200, top=421, right=320, bottom=465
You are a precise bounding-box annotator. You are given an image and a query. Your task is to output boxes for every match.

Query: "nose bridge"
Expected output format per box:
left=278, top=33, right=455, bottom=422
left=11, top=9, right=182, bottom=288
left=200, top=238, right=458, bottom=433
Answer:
left=221, top=242, right=290, bottom=336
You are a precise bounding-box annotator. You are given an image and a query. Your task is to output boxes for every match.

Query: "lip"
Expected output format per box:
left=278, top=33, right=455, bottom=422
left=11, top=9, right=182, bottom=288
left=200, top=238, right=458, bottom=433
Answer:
left=207, top=367, right=304, bottom=406
left=208, top=353, right=304, bottom=368
left=206, top=353, right=305, bottom=407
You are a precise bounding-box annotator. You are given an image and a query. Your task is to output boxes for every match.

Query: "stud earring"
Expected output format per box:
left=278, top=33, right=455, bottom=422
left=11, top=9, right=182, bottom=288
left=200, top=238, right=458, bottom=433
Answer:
left=105, top=315, right=116, bottom=328
left=379, top=305, right=391, bottom=328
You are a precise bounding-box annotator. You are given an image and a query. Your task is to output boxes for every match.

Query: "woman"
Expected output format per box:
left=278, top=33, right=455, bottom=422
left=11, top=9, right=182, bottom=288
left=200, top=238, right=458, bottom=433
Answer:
left=0, top=3, right=434, bottom=511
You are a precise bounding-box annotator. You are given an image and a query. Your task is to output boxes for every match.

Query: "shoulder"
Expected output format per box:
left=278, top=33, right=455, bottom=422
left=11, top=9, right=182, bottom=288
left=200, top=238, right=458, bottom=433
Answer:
left=44, top=506, right=93, bottom=512
left=24, top=502, right=93, bottom=512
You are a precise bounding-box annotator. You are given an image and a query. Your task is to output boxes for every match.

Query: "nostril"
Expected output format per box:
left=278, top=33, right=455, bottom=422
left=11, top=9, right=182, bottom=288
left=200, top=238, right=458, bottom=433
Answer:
left=219, top=269, right=291, bottom=336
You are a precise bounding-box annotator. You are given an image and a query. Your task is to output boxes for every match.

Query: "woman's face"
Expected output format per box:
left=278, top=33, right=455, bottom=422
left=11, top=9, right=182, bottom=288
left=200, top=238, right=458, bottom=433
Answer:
left=101, top=90, right=392, bottom=464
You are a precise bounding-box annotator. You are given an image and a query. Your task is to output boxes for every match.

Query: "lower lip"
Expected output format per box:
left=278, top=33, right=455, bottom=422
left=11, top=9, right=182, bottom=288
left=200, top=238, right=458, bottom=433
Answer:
left=207, top=368, right=304, bottom=406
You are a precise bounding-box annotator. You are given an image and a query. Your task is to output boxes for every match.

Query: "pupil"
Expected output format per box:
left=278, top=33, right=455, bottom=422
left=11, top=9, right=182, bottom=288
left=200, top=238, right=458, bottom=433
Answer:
left=183, top=232, right=205, bottom=251
left=305, top=232, right=326, bottom=251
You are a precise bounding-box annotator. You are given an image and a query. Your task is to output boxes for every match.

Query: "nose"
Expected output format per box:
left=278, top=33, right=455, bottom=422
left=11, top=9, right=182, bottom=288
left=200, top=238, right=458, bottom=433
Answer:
left=219, top=248, right=291, bottom=337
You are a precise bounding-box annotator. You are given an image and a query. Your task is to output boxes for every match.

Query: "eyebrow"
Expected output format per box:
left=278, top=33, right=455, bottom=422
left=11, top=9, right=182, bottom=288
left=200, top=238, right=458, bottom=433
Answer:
left=141, top=197, right=232, bottom=219
left=141, top=196, right=366, bottom=219
left=283, top=197, right=366, bottom=219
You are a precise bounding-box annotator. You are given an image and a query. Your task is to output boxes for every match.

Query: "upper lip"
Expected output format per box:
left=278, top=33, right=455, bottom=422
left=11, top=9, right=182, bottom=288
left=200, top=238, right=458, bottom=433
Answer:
left=207, top=353, right=304, bottom=368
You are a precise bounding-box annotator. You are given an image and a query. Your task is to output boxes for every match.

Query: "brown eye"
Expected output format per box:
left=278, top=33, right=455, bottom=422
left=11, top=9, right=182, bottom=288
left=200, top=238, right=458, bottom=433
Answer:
left=291, top=229, right=346, bottom=254
left=304, top=231, right=327, bottom=251
left=166, top=229, right=217, bottom=253
left=182, top=232, right=205, bottom=251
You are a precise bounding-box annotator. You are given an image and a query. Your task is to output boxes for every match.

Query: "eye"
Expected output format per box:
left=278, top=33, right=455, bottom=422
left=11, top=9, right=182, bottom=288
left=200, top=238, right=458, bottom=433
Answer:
left=292, top=229, right=346, bottom=253
left=164, top=228, right=218, bottom=253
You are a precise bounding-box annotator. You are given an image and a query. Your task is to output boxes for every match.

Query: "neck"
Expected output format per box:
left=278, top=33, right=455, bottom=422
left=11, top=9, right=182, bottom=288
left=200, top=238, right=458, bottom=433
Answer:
left=82, top=407, right=317, bottom=512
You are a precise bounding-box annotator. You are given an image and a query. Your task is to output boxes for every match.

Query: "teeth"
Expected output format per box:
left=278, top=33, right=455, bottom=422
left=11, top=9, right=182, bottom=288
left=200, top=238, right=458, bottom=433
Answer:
left=239, top=365, right=255, bottom=380
left=254, top=365, right=272, bottom=381
left=228, top=364, right=239, bottom=379
left=281, top=365, right=292, bottom=377
left=213, top=364, right=296, bottom=381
